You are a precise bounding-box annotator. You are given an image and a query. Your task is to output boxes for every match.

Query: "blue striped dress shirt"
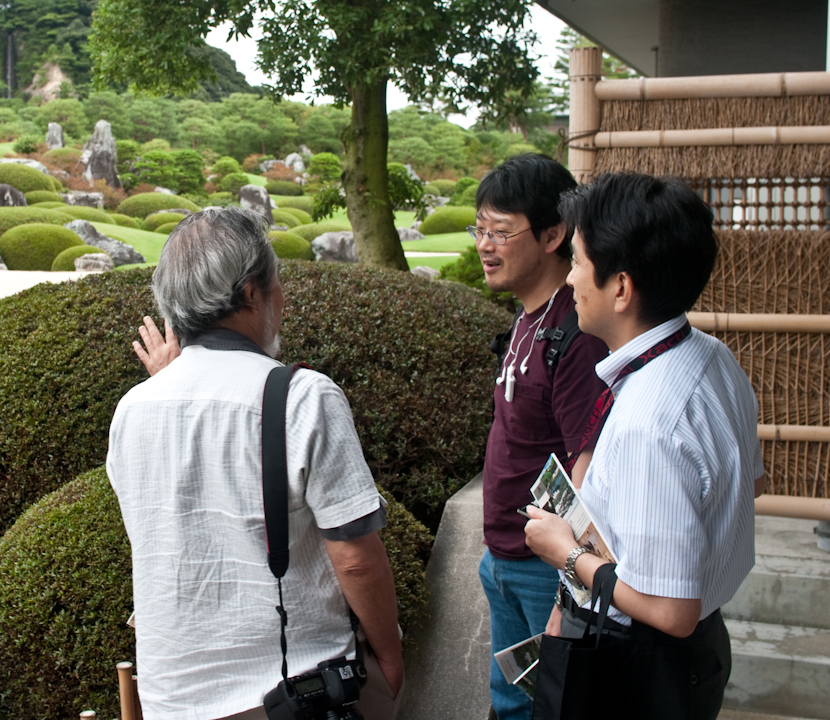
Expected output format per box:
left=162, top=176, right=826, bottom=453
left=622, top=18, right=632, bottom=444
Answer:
left=573, top=315, right=764, bottom=625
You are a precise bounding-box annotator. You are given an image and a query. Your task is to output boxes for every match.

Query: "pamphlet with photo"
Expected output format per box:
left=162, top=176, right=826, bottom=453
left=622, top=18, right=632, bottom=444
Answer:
left=494, top=633, right=543, bottom=699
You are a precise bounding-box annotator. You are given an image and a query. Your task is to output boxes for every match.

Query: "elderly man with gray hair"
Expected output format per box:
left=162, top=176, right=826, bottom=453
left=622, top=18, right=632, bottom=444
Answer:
left=107, top=207, right=404, bottom=720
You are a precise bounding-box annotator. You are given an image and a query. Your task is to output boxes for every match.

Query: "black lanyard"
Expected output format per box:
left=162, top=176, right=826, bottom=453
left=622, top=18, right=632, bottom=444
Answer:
left=564, top=322, right=692, bottom=475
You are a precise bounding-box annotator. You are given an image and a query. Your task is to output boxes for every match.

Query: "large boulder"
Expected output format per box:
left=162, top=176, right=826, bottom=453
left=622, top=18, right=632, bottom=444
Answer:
left=238, top=184, right=274, bottom=224
left=63, top=220, right=145, bottom=266
left=0, top=158, right=49, bottom=174
left=259, top=158, right=285, bottom=174
left=284, top=152, right=305, bottom=173
left=79, top=120, right=122, bottom=189
left=61, top=191, right=104, bottom=209
left=397, top=227, right=424, bottom=242
left=311, top=231, right=359, bottom=263
left=74, top=253, right=114, bottom=272
left=411, top=266, right=440, bottom=280
left=0, top=184, right=27, bottom=207
left=46, top=123, right=64, bottom=150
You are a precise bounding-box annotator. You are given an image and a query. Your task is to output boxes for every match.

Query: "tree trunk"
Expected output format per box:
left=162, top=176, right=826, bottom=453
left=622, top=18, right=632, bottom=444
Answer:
left=342, top=78, right=408, bottom=271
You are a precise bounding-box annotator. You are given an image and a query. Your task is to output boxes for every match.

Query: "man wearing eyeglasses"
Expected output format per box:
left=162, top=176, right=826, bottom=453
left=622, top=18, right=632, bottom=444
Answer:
left=473, top=154, right=608, bottom=720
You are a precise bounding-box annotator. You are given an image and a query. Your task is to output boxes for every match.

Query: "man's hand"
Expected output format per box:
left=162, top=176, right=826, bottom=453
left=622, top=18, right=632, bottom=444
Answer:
left=133, top=316, right=181, bottom=376
left=524, top=505, right=578, bottom=570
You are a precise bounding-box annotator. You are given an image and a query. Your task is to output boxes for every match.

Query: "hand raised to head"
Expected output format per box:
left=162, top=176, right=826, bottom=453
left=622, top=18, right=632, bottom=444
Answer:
left=133, top=316, right=181, bottom=376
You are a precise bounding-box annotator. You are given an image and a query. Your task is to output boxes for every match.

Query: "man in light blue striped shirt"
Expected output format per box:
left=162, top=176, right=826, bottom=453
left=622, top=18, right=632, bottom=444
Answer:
left=525, top=173, right=765, bottom=720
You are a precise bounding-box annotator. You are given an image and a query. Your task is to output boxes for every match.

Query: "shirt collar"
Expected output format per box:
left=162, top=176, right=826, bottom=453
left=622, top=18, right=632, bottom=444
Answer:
left=595, top=314, right=688, bottom=389
left=181, top=328, right=270, bottom=357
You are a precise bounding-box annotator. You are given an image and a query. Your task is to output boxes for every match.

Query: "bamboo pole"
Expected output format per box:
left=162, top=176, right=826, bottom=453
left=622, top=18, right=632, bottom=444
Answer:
left=595, top=71, right=830, bottom=101
left=755, top=494, right=830, bottom=521
left=758, top=425, right=830, bottom=443
left=688, top=312, right=830, bottom=333
left=594, top=126, right=830, bottom=149
left=568, top=47, right=602, bottom=184
left=117, top=662, right=137, bottom=720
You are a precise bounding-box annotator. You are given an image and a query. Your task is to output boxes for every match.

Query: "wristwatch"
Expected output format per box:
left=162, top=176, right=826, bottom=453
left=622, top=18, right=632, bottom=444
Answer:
left=564, top=546, right=592, bottom=590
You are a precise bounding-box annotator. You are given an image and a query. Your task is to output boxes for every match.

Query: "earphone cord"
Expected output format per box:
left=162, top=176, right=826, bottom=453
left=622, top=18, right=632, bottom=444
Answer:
left=511, top=288, right=559, bottom=375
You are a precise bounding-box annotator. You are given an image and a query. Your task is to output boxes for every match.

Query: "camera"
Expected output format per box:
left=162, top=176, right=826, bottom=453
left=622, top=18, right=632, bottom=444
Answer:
left=264, top=655, right=367, bottom=720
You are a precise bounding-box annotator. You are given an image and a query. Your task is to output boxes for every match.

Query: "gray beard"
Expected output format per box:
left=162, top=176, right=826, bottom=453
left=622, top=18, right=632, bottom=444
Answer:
left=264, top=331, right=281, bottom=359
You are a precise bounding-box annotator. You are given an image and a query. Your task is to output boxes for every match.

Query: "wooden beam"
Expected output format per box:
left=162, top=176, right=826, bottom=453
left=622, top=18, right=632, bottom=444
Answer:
left=755, top=494, right=830, bottom=521
left=595, top=126, right=830, bottom=149
left=688, top=312, right=830, bottom=334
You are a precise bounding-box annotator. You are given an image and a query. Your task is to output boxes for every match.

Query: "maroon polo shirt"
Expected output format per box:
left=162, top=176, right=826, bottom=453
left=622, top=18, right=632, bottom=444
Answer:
left=483, top=291, right=609, bottom=560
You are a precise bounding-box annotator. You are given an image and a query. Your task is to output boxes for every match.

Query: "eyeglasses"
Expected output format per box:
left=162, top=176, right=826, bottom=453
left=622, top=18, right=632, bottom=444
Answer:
left=466, top=225, right=532, bottom=246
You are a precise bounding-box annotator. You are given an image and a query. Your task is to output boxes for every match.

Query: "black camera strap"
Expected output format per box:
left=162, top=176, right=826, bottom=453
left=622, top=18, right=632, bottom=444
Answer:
left=262, top=363, right=364, bottom=682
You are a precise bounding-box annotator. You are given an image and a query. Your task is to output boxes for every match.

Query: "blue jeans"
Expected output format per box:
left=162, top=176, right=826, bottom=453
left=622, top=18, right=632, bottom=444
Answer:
left=479, top=549, right=560, bottom=720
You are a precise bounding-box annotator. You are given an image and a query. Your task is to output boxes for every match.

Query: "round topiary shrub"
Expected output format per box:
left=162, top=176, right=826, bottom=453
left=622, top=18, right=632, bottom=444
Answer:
left=0, top=263, right=509, bottom=534
left=115, top=193, right=200, bottom=219
left=265, top=179, right=303, bottom=196
left=24, top=190, right=64, bottom=204
left=269, top=230, right=314, bottom=260
left=142, top=212, right=187, bottom=231
left=419, top=206, right=476, bottom=235
left=0, top=466, right=431, bottom=720
left=271, top=195, right=314, bottom=213
left=271, top=210, right=301, bottom=228
left=59, top=205, right=114, bottom=224
left=0, top=207, right=75, bottom=236
left=42, top=147, right=82, bottom=171
left=451, top=184, right=479, bottom=208
left=107, top=213, right=140, bottom=229
left=0, top=163, right=55, bottom=193
left=424, top=179, right=456, bottom=197
left=212, top=155, right=241, bottom=178
left=290, top=220, right=351, bottom=242
left=278, top=207, right=312, bottom=224
left=51, top=176, right=64, bottom=192
left=51, top=246, right=110, bottom=271
left=29, top=201, right=69, bottom=209
left=153, top=221, right=180, bottom=234
left=0, top=223, right=84, bottom=270
left=219, top=172, right=252, bottom=195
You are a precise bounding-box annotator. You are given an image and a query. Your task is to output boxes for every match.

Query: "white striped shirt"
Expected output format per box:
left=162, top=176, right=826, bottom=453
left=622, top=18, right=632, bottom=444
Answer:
left=576, top=315, right=763, bottom=625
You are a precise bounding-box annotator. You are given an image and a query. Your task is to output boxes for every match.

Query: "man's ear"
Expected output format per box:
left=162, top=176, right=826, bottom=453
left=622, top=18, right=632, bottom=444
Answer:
left=242, top=281, right=259, bottom=309
left=541, top=222, right=568, bottom=256
left=614, top=272, right=638, bottom=315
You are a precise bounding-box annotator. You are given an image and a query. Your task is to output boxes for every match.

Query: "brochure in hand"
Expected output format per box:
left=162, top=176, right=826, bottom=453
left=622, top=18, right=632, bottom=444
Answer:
left=494, top=633, right=543, bottom=699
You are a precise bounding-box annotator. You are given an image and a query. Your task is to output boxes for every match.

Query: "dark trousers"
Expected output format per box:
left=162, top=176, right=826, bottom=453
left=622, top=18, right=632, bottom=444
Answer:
left=558, top=590, right=731, bottom=720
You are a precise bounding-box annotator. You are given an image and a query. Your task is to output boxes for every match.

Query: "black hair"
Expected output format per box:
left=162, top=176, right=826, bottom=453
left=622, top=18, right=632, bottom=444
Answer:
left=558, top=172, right=719, bottom=326
left=476, top=153, right=577, bottom=259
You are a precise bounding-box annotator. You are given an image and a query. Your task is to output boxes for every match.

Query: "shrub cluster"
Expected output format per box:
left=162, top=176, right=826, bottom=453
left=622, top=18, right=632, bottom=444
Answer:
left=0, top=163, right=55, bottom=193
left=269, top=230, right=314, bottom=260
left=278, top=207, right=312, bottom=224
left=271, top=195, right=314, bottom=213
left=154, top=221, right=180, bottom=234
left=271, top=210, right=301, bottom=228
left=51, top=246, right=109, bottom=271
left=0, top=467, right=431, bottom=720
left=291, top=220, right=351, bottom=243
left=29, top=201, right=69, bottom=209
left=115, top=193, right=200, bottom=218
left=60, top=206, right=113, bottom=224
left=142, top=211, right=187, bottom=231
left=0, top=224, right=83, bottom=270
left=107, top=213, right=140, bottom=229
left=266, top=179, right=303, bottom=196
left=219, top=172, right=251, bottom=195
left=419, top=206, right=476, bottom=235
left=24, top=190, right=64, bottom=204
left=0, top=207, right=75, bottom=236
left=424, top=179, right=456, bottom=197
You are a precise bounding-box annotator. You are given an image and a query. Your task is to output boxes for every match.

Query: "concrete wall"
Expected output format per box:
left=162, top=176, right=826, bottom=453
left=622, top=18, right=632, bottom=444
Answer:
left=658, top=0, right=827, bottom=76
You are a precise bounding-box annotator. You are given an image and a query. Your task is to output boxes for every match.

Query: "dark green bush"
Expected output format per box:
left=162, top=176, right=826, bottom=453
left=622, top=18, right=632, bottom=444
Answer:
left=269, top=230, right=314, bottom=260
left=24, top=190, right=64, bottom=204
left=419, top=206, right=476, bottom=235
left=59, top=205, right=113, bottom=224
left=107, top=213, right=140, bottom=229
left=0, top=223, right=83, bottom=270
left=207, top=191, right=236, bottom=208
left=12, top=134, right=41, bottom=155
left=424, top=179, right=456, bottom=196
left=142, top=211, right=187, bottom=231
left=0, top=467, right=430, bottom=720
left=115, top=193, right=200, bottom=218
left=448, top=179, right=479, bottom=207
left=271, top=195, right=314, bottom=213
left=219, top=172, right=251, bottom=195
left=51, top=245, right=109, bottom=272
left=271, top=210, right=301, bottom=228
left=212, top=155, right=241, bottom=178
left=0, top=263, right=509, bottom=533
left=0, top=207, right=75, bottom=236
left=291, top=220, right=351, bottom=242
left=154, top=221, right=180, bottom=234
left=0, top=163, right=55, bottom=193
left=452, top=176, right=479, bottom=199
left=265, top=179, right=303, bottom=196
left=439, top=246, right=516, bottom=311
left=278, top=207, right=312, bottom=224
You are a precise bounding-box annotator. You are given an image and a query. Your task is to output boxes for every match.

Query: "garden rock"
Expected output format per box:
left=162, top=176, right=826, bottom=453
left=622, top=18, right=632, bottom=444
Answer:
left=63, top=220, right=145, bottom=266
left=298, top=144, right=313, bottom=156
left=311, top=231, right=359, bottom=263
left=154, top=186, right=175, bottom=194
left=238, top=184, right=274, bottom=223
left=397, top=227, right=424, bottom=242
left=0, top=184, right=27, bottom=207
left=79, top=120, right=122, bottom=189
left=61, top=191, right=104, bottom=208
left=74, top=253, right=114, bottom=272
left=411, top=266, right=440, bottom=280
left=0, top=157, right=49, bottom=174
left=259, top=158, right=285, bottom=173
left=405, top=164, right=420, bottom=181
left=46, top=123, right=64, bottom=150
left=285, top=153, right=305, bottom=173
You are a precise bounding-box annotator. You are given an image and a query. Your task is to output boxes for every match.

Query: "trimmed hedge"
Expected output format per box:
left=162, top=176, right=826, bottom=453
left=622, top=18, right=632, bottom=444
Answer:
left=269, top=230, right=314, bottom=260
left=24, top=190, right=64, bottom=204
left=107, top=213, right=140, bottom=229
left=424, top=179, right=456, bottom=196
left=419, top=206, right=476, bottom=235
left=0, top=467, right=431, bottom=720
left=271, top=195, right=314, bottom=213
left=51, top=245, right=109, bottom=271
left=265, top=179, right=303, bottom=196
left=115, top=193, right=200, bottom=218
left=219, top=172, right=251, bottom=195
left=154, top=221, right=180, bottom=234
left=271, top=210, right=301, bottom=228
left=59, top=205, right=113, bottom=224
left=0, top=207, right=75, bottom=236
left=0, top=264, right=509, bottom=534
left=142, top=212, right=187, bottom=231
left=291, top=220, right=351, bottom=242
left=0, top=163, right=54, bottom=193
left=278, top=207, right=312, bottom=224
left=29, top=201, right=69, bottom=209
left=0, top=224, right=83, bottom=270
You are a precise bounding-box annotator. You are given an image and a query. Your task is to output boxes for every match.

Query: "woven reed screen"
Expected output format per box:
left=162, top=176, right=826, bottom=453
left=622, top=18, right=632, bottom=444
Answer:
left=692, top=230, right=830, bottom=497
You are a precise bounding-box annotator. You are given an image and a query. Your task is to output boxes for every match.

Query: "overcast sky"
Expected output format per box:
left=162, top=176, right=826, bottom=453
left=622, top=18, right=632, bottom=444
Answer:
left=205, top=5, right=567, bottom=128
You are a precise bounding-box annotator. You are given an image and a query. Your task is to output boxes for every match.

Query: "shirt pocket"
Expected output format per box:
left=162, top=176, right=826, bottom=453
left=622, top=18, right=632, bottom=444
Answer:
left=503, top=381, right=555, bottom=442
